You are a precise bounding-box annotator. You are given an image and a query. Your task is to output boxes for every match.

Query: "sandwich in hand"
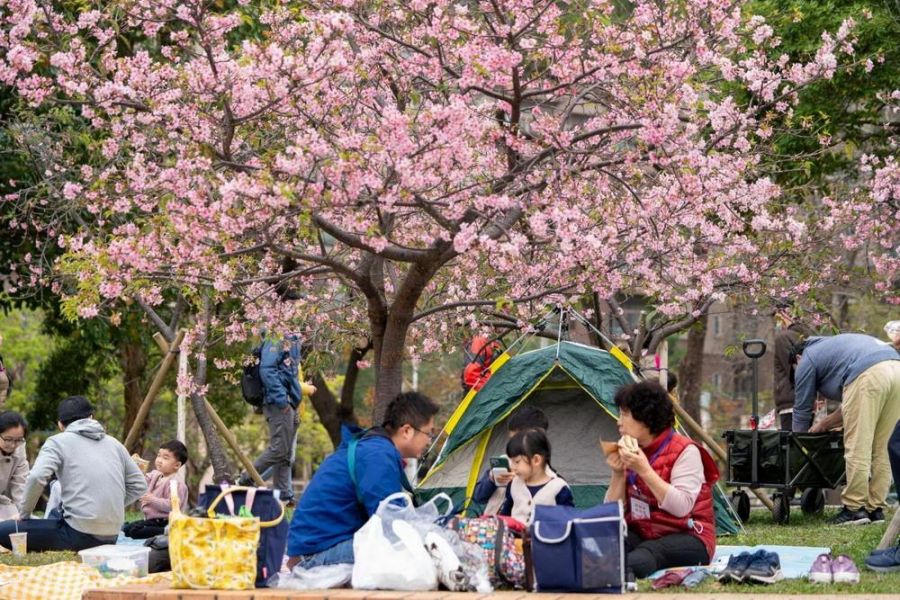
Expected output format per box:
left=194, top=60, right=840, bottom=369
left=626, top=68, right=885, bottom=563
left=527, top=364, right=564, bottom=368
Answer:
left=617, top=434, right=640, bottom=454
left=600, top=440, right=620, bottom=456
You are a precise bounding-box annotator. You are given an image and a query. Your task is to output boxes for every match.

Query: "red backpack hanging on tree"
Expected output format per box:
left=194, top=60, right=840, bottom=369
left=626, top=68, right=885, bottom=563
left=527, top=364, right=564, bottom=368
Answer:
left=462, top=335, right=502, bottom=391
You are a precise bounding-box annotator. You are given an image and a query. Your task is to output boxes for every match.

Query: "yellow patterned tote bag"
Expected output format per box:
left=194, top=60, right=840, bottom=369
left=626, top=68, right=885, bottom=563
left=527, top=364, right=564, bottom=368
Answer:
left=169, top=483, right=284, bottom=590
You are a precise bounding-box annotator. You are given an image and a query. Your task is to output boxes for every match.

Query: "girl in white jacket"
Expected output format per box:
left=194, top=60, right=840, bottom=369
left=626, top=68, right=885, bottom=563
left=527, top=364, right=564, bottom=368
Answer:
left=498, top=429, right=574, bottom=525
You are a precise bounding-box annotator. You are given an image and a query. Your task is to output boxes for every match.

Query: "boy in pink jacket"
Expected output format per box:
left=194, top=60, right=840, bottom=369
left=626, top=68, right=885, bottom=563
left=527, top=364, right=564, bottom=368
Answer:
left=122, top=440, right=189, bottom=539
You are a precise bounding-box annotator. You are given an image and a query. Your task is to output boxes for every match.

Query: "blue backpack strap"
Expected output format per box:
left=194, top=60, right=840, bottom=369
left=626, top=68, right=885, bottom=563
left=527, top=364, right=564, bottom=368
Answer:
left=347, top=432, right=366, bottom=507
left=348, top=428, right=416, bottom=510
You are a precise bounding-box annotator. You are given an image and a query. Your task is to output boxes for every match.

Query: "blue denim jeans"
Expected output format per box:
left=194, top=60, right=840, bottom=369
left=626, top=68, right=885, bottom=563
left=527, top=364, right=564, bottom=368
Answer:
left=297, top=538, right=355, bottom=568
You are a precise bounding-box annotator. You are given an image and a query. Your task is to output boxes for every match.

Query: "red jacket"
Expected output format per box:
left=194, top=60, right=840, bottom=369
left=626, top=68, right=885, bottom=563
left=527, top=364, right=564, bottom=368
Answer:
left=624, top=429, right=719, bottom=560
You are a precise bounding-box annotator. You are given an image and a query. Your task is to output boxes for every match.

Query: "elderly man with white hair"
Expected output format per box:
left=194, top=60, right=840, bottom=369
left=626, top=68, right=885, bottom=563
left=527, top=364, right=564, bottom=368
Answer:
left=886, top=320, right=900, bottom=353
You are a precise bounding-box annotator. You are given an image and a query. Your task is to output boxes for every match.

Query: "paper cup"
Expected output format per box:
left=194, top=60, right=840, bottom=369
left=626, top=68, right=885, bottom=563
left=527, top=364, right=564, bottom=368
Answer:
left=9, top=532, right=26, bottom=557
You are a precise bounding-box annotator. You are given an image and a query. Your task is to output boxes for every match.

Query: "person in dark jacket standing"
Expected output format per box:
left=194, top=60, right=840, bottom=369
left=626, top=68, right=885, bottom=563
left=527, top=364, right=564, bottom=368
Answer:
left=238, top=335, right=303, bottom=503
left=772, top=305, right=814, bottom=430
left=792, top=334, right=900, bottom=526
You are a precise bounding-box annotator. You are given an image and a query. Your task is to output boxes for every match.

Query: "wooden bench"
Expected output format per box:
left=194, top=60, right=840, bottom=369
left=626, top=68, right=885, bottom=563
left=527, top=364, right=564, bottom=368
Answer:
left=82, top=588, right=900, bottom=600
left=84, top=589, right=566, bottom=600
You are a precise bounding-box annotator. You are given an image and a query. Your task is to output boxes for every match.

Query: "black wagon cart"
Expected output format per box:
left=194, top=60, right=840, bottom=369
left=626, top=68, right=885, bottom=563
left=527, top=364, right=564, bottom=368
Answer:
left=722, top=340, right=846, bottom=524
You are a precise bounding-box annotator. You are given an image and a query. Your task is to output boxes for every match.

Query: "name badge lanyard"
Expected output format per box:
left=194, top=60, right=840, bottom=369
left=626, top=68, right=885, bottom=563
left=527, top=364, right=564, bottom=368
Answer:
left=627, top=429, right=675, bottom=489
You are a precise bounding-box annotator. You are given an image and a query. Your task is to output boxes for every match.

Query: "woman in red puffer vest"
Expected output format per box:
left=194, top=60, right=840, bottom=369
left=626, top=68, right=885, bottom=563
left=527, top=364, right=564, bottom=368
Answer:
left=604, top=381, right=719, bottom=579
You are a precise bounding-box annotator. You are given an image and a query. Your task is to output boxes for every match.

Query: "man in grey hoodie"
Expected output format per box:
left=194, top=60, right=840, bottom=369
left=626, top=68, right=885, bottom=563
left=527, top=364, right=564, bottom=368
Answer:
left=0, top=396, right=147, bottom=551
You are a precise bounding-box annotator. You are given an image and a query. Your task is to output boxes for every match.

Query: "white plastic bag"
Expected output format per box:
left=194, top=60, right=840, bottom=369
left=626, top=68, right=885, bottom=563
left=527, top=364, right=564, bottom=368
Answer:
left=351, top=494, right=438, bottom=591
left=370, top=492, right=492, bottom=592
left=270, top=564, right=353, bottom=590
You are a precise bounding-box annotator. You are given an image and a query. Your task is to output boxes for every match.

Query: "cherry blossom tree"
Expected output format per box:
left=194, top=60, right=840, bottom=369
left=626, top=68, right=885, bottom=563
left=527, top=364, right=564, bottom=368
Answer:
left=2, top=0, right=895, bottom=429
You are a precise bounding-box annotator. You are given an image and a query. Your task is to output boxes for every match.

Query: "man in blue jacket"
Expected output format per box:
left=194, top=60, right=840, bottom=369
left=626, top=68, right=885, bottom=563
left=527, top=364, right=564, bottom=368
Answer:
left=286, top=391, right=439, bottom=568
left=240, top=335, right=303, bottom=503
left=791, top=334, right=900, bottom=526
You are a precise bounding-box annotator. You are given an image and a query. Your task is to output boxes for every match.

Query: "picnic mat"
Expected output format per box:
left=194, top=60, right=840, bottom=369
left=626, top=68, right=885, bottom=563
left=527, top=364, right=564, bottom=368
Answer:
left=0, top=561, right=170, bottom=600
left=649, top=544, right=831, bottom=580
left=713, top=544, right=831, bottom=579
left=116, top=533, right=148, bottom=546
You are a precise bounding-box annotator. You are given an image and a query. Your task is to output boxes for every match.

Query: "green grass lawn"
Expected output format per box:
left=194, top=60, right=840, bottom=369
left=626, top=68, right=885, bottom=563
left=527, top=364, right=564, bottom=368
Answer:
left=2, top=507, right=898, bottom=594
left=640, top=507, right=900, bottom=594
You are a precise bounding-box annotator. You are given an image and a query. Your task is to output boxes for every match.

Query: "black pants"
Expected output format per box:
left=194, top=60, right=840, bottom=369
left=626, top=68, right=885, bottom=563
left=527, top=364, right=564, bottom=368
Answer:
left=890, top=420, right=900, bottom=507
left=0, top=517, right=116, bottom=552
left=250, top=404, right=298, bottom=498
left=122, top=517, right=168, bottom=539
left=626, top=530, right=709, bottom=579
left=780, top=412, right=793, bottom=431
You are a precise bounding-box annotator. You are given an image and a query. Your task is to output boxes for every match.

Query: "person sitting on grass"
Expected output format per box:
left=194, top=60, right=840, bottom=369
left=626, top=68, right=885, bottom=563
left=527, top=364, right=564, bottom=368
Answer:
left=0, top=411, right=29, bottom=521
left=472, top=406, right=550, bottom=515
left=604, top=381, right=719, bottom=579
left=498, top=428, right=573, bottom=525
left=122, top=440, right=189, bottom=539
left=285, top=391, right=440, bottom=569
left=0, top=396, right=147, bottom=552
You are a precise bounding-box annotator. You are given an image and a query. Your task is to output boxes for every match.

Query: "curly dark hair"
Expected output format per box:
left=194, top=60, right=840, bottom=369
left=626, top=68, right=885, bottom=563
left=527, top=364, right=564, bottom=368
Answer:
left=614, top=381, right=675, bottom=435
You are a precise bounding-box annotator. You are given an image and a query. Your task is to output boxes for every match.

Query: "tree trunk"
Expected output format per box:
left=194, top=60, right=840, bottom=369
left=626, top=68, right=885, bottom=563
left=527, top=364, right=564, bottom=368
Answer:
left=119, top=337, right=148, bottom=444
left=309, top=372, right=341, bottom=446
left=190, top=299, right=235, bottom=482
left=678, top=313, right=708, bottom=423
left=373, top=323, right=407, bottom=425
left=308, top=343, right=367, bottom=447
left=367, top=258, right=444, bottom=424
left=340, top=343, right=368, bottom=422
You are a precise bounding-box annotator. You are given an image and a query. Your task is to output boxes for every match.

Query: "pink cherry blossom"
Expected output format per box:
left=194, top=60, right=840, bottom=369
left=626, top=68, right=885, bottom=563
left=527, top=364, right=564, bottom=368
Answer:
left=1, top=0, right=895, bottom=413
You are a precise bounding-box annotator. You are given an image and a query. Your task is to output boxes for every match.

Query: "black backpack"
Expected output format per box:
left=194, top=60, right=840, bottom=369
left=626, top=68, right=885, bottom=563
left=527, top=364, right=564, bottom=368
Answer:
left=240, top=344, right=265, bottom=407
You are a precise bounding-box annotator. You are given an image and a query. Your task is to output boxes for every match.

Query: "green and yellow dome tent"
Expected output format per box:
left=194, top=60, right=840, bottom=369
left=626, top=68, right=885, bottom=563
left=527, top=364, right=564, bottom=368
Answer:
left=416, top=313, right=741, bottom=536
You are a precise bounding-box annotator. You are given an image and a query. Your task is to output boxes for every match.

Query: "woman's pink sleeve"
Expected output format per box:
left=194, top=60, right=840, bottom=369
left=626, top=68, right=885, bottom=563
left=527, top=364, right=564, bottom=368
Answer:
left=659, top=445, right=704, bottom=517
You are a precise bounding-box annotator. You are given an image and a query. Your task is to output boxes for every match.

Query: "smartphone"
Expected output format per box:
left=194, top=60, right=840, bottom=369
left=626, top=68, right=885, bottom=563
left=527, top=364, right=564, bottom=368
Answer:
left=490, top=455, right=510, bottom=480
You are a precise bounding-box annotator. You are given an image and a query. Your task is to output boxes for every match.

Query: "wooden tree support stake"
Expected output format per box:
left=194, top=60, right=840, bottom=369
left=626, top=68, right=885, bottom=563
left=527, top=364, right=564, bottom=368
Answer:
left=878, top=506, right=900, bottom=550
left=202, top=398, right=266, bottom=487
left=125, top=330, right=186, bottom=453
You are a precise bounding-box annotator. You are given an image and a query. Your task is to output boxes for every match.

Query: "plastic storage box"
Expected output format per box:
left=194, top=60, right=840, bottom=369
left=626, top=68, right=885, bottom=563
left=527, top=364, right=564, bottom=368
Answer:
left=79, top=545, right=151, bottom=578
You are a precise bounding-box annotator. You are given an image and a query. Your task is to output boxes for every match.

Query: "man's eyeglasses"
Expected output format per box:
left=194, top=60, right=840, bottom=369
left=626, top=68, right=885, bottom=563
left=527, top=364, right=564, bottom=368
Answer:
left=0, top=436, right=25, bottom=445
left=412, top=426, right=437, bottom=442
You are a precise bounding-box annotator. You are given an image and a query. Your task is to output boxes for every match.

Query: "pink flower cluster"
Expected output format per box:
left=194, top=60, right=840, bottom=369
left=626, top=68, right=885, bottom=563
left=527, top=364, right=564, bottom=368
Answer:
left=0, top=0, right=894, bottom=358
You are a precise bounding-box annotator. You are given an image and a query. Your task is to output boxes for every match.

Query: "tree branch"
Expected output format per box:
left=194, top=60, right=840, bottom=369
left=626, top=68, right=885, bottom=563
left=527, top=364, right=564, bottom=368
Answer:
left=646, top=297, right=718, bottom=354
left=411, top=283, right=577, bottom=322
left=135, top=297, right=174, bottom=342
left=312, top=213, right=433, bottom=263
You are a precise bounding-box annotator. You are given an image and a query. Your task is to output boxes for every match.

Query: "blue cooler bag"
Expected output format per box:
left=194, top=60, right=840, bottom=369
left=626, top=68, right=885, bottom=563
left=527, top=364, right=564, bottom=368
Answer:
left=530, top=501, right=625, bottom=593
left=200, top=484, right=288, bottom=587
